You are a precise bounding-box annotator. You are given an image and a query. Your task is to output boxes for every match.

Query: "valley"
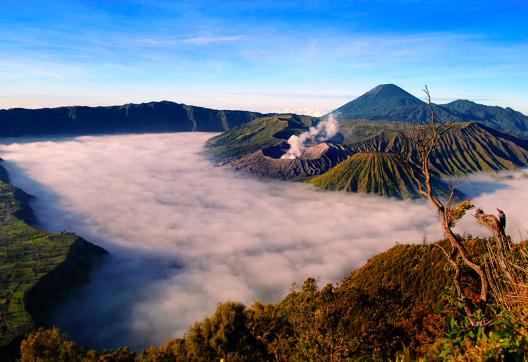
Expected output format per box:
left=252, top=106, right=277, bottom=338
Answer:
left=1, top=85, right=528, bottom=359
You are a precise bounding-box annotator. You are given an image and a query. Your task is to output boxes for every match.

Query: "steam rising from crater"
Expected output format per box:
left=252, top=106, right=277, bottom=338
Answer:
left=281, top=114, right=339, bottom=159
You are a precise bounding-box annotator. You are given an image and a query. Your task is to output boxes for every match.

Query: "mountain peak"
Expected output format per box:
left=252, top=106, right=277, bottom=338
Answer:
left=362, top=84, right=423, bottom=103
left=367, top=84, right=415, bottom=97
left=331, top=84, right=425, bottom=120
left=445, top=99, right=477, bottom=106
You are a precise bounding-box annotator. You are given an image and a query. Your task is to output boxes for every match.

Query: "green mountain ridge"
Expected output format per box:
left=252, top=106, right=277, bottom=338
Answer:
left=0, top=101, right=270, bottom=137
left=205, top=114, right=316, bottom=161
left=21, top=237, right=520, bottom=361
left=350, top=122, right=528, bottom=176
left=0, top=162, right=107, bottom=358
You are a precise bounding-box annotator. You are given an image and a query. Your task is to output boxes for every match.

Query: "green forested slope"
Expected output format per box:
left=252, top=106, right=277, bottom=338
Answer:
left=0, top=165, right=107, bottom=353
left=205, top=114, right=314, bottom=161
left=350, top=122, right=528, bottom=176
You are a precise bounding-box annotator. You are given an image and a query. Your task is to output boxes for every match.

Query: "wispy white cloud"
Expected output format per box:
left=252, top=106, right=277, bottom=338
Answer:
left=182, top=35, right=245, bottom=45
left=275, top=107, right=329, bottom=117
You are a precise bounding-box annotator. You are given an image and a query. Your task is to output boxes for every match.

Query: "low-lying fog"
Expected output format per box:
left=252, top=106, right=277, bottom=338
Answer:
left=1, top=133, right=528, bottom=350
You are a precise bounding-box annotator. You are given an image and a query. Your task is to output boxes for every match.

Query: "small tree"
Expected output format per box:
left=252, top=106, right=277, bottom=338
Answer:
left=398, top=87, right=489, bottom=319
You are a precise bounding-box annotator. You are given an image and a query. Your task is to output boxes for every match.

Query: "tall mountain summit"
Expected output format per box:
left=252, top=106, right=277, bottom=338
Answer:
left=330, top=84, right=528, bottom=136
left=334, top=84, right=423, bottom=115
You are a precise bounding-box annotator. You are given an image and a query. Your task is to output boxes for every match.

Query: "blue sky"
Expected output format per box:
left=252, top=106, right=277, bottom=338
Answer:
left=1, top=0, right=527, bottom=115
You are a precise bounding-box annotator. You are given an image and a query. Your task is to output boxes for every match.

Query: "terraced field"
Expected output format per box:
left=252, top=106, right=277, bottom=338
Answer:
left=0, top=166, right=107, bottom=350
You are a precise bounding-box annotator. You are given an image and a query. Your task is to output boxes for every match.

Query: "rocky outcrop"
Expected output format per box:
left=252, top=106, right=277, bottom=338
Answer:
left=229, top=143, right=356, bottom=180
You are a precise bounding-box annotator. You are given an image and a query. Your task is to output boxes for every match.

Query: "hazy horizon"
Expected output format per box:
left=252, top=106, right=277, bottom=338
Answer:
left=1, top=83, right=527, bottom=118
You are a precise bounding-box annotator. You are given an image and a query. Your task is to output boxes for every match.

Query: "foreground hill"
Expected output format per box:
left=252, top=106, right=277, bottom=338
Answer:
left=0, top=101, right=267, bottom=137
left=0, top=162, right=107, bottom=357
left=308, top=152, right=455, bottom=199
left=20, top=238, right=527, bottom=361
left=330, top=84, right=528, bottom=136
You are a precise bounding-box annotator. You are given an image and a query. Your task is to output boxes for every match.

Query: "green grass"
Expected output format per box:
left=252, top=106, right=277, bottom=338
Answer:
left=308, top=151, right=456, bottom=199
left=0, top=173, right=107, bottom=349
left=205, top=114, right=313, bottom=161
left=347, top=121, right=528, bottom=176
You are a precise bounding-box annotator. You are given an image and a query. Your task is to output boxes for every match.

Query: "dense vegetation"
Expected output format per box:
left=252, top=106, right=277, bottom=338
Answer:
left=16, top=239, right=528, bottom=361
left=0, top=163, right=107, bottom=358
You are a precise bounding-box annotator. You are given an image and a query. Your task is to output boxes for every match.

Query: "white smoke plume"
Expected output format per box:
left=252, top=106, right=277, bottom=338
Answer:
left=281, top=114, right=339, bottom=159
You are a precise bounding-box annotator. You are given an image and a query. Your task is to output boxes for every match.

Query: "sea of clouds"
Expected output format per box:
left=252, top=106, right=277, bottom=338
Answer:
left=1, top=133, right=527, bottom=350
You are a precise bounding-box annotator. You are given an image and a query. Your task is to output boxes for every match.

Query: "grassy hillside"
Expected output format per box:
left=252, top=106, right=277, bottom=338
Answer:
left=208, top=119, right=528, bottom=199
left=0, top=165, right=107, bottom=354
left=351, top=122, right=528, bottom=176
left=336, top=119, right=404, bottom=144
left=205, top=114, right=316, bottom=161
left=308, top=152, right=456, bottom=199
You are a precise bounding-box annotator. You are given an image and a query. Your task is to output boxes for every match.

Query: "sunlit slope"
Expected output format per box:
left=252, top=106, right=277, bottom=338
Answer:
left=308, top=152, right=453, bottom=199
left=0, top=166, right=107, bottom=349
left=123, top=239, right=491, bottom=361
left=206, top=114, right=314, bottom=161
left=351, top=122, right=528, bottom=176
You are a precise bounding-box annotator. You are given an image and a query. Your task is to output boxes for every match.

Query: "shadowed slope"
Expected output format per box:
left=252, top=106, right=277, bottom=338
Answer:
left=441, top=100, right=528, bottom=136
left=0, top=101, right=268, bottom=137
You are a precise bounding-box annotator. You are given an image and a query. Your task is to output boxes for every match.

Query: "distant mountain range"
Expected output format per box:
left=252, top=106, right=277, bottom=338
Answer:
left=0, top=102, right=267, bottom=137
left=0, top=84, right=526, bottom=138
left=329, top=84, right=528, bottom=137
